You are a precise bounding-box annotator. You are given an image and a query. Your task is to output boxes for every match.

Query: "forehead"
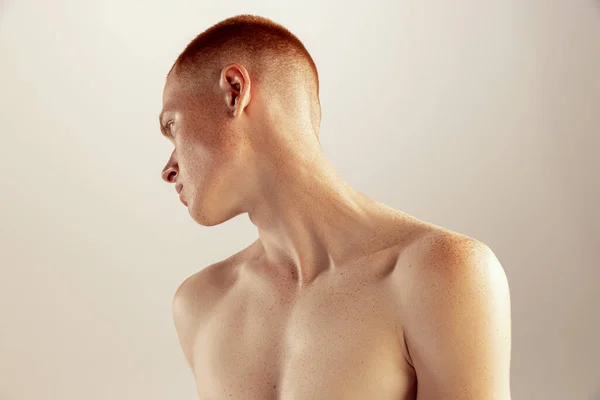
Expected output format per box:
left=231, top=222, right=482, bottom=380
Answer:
left=160, top=76, right=190, bottom=122
left=161, top=70, right=209, bottom=109
left=162, top=73, right=183, bottom=104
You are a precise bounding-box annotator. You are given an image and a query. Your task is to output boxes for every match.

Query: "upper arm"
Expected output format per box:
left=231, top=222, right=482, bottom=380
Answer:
left=172, top=265, right=223, bottom=373
left=401, top=235, right=512, bottom=399
left=172, top=275, right=201, bottom=372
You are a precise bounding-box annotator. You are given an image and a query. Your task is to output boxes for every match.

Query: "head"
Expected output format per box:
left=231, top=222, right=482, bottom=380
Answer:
left=159, top=15, right=322, bottom=226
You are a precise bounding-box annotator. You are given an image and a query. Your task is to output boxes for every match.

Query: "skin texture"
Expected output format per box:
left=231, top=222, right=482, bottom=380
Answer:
left=160, top=62, right=512, bottom=399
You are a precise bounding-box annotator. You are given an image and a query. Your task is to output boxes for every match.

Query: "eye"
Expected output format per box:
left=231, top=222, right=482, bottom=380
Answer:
left=166, top=121, right=174, bottom=136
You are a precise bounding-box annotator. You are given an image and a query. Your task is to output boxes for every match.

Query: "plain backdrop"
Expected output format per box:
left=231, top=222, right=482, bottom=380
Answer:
left=1, top=1, right=599, bottom=399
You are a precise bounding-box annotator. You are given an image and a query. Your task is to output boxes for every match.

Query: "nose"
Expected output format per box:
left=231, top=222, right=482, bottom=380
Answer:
left=161, top=151, right=178, bottom=183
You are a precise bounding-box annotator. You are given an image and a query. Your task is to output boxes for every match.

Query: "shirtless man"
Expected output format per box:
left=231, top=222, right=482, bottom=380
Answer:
left=160, top=14, right=512, bottom=399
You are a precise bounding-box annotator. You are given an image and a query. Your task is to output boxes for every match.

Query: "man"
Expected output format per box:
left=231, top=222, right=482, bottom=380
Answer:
left=160, top=14, right=512, bottom=399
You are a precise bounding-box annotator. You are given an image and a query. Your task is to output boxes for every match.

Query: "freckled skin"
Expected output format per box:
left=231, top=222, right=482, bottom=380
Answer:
left=161, top=61, right=511, bottom=399
left=175, top=227, right=433, bottom=400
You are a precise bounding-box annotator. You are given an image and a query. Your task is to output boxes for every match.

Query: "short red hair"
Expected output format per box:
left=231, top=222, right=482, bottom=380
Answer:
left=170, top=15, right=320, bottom=101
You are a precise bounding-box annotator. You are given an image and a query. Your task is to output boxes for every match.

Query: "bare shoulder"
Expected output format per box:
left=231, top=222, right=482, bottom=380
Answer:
left=413, top=226, right=500, bottom=275
left=171, top=240, right=259, bottom=370
left=390, top=214, right=497, bottom=269
left=172, top=240, right=259, bottom=312
left=389, top=217, right=506, bottom=305
left=172, top=261, right=230, bottom=318
left=391, top=223, right=512, bottom=398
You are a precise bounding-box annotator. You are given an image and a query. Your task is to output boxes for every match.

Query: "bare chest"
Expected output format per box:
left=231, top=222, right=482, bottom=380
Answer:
left=190, top=263, right=416, bottom=400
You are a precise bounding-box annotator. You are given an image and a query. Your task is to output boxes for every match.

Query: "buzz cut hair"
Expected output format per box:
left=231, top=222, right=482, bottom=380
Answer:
left=170, top=14, right=320, bottom=99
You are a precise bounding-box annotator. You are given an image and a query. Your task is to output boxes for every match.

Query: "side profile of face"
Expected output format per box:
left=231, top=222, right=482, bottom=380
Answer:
left=160, top=65, right=253, bottom=226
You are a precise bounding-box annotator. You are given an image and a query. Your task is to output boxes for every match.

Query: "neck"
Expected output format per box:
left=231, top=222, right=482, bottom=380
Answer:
left=244, top=133, right=396, bottom=287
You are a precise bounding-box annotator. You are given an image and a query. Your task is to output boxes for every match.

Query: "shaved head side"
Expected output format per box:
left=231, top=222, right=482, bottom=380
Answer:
left=170, top=14, right=321, bottom=131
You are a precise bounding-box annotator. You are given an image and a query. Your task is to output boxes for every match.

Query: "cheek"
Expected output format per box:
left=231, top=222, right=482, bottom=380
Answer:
left=176, top=126, right=232, bottom=176
left=177, top=142, right=214, bottom=178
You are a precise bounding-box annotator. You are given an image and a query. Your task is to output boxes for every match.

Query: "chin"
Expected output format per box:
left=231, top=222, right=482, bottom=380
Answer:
left=188, top=202, right=243, bottom=227
left=191, top=215, right=222, bottom=227
left=188, top=204, right=223, bottom=227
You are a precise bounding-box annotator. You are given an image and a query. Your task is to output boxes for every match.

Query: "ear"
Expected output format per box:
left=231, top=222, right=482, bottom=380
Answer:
left=219, top=63, right=251, bottom=118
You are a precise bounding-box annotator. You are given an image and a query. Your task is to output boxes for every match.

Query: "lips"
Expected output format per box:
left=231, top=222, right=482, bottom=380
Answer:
left=175, top=184, right=187, bottom=206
